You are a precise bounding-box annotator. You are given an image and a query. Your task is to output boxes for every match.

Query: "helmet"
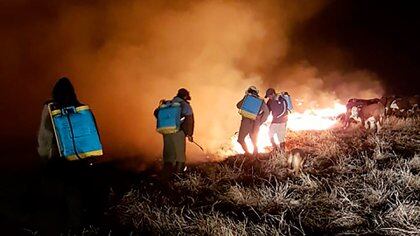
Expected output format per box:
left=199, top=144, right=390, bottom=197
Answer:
left=246, top=86, right=259, bottom=95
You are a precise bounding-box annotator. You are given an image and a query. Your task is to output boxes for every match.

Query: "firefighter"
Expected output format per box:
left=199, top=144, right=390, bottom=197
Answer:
left=37, top=77, right=86, bottom=233
left=154, top=88, right=195, bottom=176
left=236, top=86, right=269, bottom=155
left=38, top=78, right=82, bottom=160
left=265, top=88, right=288, bottom=152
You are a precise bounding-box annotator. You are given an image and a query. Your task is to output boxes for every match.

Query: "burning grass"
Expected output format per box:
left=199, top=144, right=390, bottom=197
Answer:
left=112, top=117, right=420, bottom=235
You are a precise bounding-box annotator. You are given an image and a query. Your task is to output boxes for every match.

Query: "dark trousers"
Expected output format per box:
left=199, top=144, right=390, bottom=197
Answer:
left=163, top=131, right=186, bottom=164
left=42, top=159, right=88, bottom=231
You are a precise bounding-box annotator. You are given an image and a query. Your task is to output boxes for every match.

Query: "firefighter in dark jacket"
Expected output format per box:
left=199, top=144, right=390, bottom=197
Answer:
left=236, top=86, right=269, bottom=155
left=155, top=88, right=195, bottom=175
left=265, top=88, right=288, bottom=152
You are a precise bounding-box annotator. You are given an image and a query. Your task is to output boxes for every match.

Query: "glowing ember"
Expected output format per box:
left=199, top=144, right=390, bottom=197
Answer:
left=227, top=102, right=346, bottom=155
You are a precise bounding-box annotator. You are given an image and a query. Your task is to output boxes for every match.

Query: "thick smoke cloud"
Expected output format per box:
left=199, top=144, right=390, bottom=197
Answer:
left=0, top=0, right=383, bottom=168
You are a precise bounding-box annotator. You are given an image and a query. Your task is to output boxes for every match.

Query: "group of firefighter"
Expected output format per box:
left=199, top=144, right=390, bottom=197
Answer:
left=236, top=86, right=291, bottom=155
left=36, top=77, right=420, bottom=232
left=36, top=77, right=291, bottom=230
left=38, top=78, right=292, bottom=176
left=154, top=85, right=292, bottom=176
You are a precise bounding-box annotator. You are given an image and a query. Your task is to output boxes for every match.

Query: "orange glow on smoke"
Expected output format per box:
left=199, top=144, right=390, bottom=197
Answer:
left=228, top=102, right=346, bottom=155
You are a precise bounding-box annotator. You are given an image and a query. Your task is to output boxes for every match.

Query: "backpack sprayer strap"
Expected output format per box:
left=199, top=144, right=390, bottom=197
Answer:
left=47, top=103, right=63, bottom=159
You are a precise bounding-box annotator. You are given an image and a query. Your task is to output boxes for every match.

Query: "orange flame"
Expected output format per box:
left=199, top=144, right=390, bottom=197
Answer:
left=288, top=102, right=346, bottom=131
left=223, top=102, right=346, bottom=155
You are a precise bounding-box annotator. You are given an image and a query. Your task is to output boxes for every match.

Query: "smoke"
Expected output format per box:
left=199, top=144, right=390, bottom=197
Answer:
left=268, top=63, right=384, bottom=111
left=0, top=0, right=383, bottom=167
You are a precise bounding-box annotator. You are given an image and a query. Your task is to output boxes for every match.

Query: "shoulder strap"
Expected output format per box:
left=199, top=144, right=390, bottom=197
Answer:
left=47, top=103, right=63, bottom=158
left=277, top=96, right=287, bottom=116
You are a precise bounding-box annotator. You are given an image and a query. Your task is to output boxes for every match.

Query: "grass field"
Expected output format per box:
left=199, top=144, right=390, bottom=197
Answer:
left=111, top=117, right=420, bottom=235
left=1, top=117, right=418, bottom=235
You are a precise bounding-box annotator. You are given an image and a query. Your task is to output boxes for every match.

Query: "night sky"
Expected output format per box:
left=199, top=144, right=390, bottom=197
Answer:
left=292, top=0, right=420, bottom=95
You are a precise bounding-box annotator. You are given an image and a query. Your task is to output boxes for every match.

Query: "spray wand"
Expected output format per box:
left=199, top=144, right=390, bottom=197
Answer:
left=192, top=141, right=204, bottom=151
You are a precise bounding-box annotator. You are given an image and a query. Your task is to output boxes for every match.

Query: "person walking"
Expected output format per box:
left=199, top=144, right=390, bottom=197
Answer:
left=265, top=88, right=288, bottom=152
left=236, top=86, right=269, bottom=155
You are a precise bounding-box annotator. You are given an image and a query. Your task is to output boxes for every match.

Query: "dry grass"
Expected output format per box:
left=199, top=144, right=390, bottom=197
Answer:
left=111, top=117, right=420, bottom=235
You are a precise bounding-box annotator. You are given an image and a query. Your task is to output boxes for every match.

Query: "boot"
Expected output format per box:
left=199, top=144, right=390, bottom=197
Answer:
left=270, top=138, right=278, bottom=151
left=162, top=162, right=175, bottom=182
left=252, top=141, right=259, bottom=156
left=279, top=142, right=286, bottom=153
left=175, top=162, right=186, bottom=173
left=239, top=142, right=251, bottom=156
left=253, top=147, right=259, bottom=156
